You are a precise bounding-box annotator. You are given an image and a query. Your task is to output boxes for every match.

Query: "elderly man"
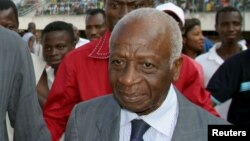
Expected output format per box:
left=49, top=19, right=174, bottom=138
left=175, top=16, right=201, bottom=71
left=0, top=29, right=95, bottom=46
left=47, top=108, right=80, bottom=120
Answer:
left=65, top=8, right=228, bottom=141
left=43, top=0, right=155, bottom=140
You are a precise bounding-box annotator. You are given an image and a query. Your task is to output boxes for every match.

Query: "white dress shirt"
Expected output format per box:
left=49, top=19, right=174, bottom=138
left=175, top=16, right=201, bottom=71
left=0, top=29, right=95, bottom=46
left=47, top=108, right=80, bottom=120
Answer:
left=119, top=84, right=179, bottom=141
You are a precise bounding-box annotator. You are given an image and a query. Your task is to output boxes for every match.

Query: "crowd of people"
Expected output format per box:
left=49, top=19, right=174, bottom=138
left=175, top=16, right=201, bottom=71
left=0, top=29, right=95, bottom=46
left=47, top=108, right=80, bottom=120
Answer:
left=1, top=0, right=250, bottom=141
left=16, top=0, right=250, bottom=17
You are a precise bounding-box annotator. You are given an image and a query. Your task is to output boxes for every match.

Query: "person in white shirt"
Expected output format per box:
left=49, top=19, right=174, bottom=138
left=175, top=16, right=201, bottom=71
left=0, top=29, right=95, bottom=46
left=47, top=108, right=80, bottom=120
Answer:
left=195, top=6, right=247, bottom=87
left=195, top=7, right=247, bottom=119
left=64, top=8, right=228, bottom=141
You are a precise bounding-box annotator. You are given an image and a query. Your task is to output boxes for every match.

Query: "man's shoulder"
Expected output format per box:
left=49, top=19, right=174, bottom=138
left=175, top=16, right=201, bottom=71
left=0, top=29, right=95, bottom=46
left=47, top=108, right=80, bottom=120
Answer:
left=75, top=95, right=118, bottom=111
left=175, top=89, right=229, bottom=124
left=227, top=49, right=250, bottom=63
left=73, top=95, right=120, bottom=117
left=0, top=27, right=25, bottom=51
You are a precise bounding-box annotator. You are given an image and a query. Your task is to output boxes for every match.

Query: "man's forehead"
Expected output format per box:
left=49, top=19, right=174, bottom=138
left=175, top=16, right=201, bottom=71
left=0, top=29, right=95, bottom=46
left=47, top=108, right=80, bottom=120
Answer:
left=217, top=12, right=241, bottom=22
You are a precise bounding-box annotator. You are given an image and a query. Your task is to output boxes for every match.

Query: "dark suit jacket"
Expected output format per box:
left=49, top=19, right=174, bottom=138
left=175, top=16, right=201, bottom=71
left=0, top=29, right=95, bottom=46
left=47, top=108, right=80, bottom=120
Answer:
left=0, top=27, right=51, bottom=141
left=65, top=88, right=229, bottom=141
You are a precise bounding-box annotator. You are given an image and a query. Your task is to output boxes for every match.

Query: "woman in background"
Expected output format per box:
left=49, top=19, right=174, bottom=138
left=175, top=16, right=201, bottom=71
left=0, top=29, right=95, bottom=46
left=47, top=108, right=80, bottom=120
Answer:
left=182, top=18, right=205, bottom=59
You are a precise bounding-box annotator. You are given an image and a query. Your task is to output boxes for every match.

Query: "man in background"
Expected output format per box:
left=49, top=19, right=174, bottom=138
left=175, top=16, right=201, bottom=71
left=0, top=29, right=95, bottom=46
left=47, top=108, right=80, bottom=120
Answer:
left=85, top=8, right=107, bottom=41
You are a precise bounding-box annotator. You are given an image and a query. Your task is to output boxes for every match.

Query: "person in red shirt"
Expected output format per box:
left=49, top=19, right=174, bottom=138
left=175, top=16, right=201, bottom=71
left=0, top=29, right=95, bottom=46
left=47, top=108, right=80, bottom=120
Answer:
left=43, top=1, right=218, bottom=141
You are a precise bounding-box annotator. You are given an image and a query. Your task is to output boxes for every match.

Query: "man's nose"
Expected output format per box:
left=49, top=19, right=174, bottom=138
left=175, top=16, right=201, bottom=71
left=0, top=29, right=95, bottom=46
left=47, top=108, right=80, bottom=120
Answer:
left=118, top=64, right=140, bottom=86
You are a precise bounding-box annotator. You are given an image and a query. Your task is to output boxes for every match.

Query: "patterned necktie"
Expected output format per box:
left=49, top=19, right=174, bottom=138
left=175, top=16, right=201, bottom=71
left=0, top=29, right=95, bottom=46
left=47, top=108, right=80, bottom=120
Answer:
left=130, top=119, right=150, bottom=141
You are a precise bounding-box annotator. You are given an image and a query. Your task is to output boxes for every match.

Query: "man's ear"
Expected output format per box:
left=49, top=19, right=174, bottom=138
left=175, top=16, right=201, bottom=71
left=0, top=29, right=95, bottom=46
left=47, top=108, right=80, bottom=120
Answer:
left=172, top=56, right=183, bottom=81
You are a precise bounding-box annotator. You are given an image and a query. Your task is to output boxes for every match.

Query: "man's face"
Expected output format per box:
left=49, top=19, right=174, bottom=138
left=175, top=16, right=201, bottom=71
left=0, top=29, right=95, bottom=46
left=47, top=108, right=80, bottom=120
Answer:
left=0, top=8, right=18, bottom=31
left=85, top=13, right=107, bottom=41
left=42, top=31, right=75, bottom=69
left=109, top=21, right=181, bottom=115
left=105, top=0, right=154, bottom=31
left=215, top=11, right=242, bottom=43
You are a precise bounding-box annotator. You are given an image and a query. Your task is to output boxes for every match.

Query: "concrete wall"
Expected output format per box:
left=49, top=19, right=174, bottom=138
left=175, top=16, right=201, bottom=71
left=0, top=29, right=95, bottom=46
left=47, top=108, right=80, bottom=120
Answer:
left=19, top=12, right=250, bottom=31
left=19, top=15, right=86, bottom=30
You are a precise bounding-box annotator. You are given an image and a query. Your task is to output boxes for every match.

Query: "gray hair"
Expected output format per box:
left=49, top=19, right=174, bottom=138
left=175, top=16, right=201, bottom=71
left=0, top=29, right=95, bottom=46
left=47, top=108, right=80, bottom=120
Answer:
left=110, top=8, right=182, bottom=66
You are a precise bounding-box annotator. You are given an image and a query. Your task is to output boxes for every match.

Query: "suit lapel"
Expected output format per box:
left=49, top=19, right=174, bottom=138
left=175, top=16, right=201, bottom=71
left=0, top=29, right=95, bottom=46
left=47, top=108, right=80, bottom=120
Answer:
left=96, top=95, right=121, bottom=141
left=172, top=88, right=205, bottom=141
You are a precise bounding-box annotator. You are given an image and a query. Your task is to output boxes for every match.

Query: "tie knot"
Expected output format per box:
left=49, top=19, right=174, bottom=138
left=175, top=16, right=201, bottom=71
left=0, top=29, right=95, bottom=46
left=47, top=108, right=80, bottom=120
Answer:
left=130, top=119, right=150, bottom=141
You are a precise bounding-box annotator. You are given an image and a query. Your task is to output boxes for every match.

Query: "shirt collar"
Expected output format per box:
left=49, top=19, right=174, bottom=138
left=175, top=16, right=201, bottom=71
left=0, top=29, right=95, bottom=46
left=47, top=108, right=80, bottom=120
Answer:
left=208, top=42, right=248, bottom=64
left=88, top=31, right=111, bottom=59
left=120, top=84, right=179, bottom=137
left=207, top=43, right=224, bottom=64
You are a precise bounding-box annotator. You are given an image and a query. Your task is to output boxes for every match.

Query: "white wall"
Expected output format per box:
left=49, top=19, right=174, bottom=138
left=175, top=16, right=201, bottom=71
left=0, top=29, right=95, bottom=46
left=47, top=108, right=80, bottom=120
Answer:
left=19, top=15, right=86, bottom=30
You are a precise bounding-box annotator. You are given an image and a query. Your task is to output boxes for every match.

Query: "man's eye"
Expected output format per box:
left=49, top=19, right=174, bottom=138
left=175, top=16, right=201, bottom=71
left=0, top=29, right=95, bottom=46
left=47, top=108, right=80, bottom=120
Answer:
left=112, top=60, right=123, bottom=65
left=143, top=62, right=153, bottom=69
left=57, top=45, right=66, bottom=49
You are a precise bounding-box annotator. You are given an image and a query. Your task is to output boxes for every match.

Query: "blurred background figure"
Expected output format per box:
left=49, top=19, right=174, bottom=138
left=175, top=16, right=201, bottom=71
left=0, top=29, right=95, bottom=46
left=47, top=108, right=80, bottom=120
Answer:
left=72, top=25, right=89, bottom=48
left=26, top=22, right=44, bottom=58
left=27, top=22, right=36, bottom=34
left=155, top=2, right=185, bottom=32
left=182, top=18, right=205, bottom=59
left=85, top=8, right=107, bottom=41
left=22, top=32, right=36, bottom=52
